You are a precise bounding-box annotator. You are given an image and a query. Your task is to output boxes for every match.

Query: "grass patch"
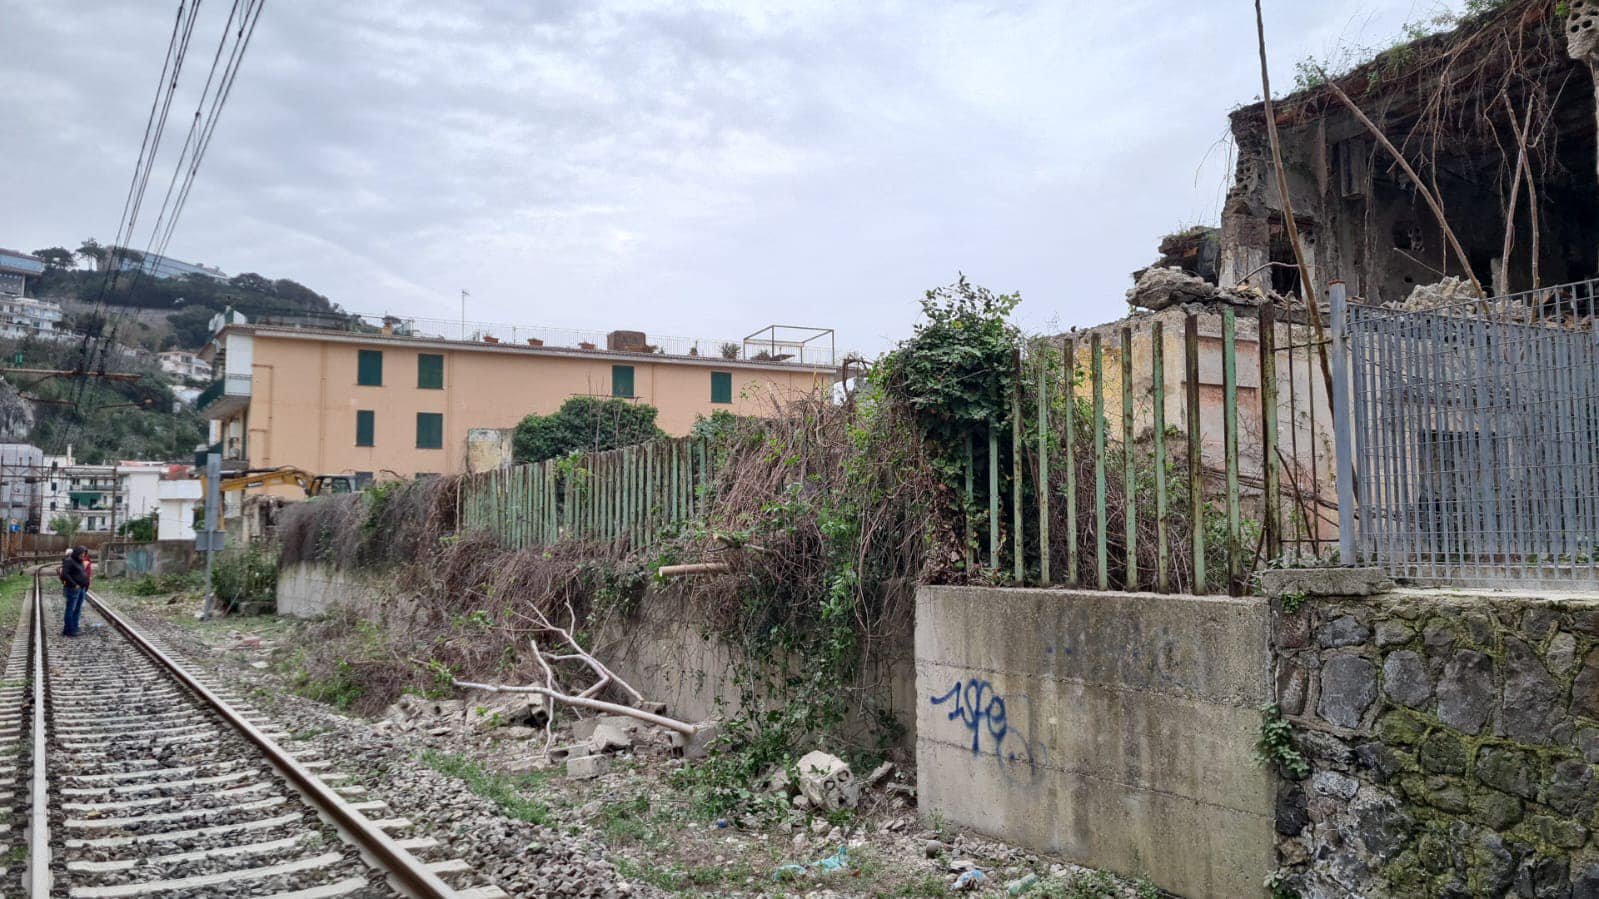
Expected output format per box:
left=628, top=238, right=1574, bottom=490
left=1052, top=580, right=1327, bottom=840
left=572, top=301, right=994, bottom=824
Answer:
left=0, top=573, right=31, bottom=629
left=419, top=749, right=555, bottom=826
left=613, top=857, right=759, bottom=893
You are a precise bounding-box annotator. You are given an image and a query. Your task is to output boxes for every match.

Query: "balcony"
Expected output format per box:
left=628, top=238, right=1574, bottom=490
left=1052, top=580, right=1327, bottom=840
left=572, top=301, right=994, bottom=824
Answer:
left=196, top=373, right=250, bottom=419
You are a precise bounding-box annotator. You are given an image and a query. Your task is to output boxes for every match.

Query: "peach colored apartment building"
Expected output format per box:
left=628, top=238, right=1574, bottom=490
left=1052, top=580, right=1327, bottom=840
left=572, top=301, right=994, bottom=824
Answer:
left=196, top=321, right=833, bottom=481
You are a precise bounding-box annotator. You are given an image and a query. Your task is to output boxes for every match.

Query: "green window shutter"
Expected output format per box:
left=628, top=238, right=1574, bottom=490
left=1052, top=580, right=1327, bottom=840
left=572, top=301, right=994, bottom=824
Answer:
left=416, top=412, right=443, bottom=449
left=357, top=349, right=383, bottom=386
left=418, top=353, right=444, bottom=389
left=710, top=371, right=732, bottom=404
left=612, top=365, right=635, bottom=398
left=355, top=410, right=375, bottom=447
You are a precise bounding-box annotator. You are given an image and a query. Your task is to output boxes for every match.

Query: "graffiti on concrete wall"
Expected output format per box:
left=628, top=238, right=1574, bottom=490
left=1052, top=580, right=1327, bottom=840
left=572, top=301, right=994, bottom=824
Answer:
left=929, top=677, right=1046, bottom=779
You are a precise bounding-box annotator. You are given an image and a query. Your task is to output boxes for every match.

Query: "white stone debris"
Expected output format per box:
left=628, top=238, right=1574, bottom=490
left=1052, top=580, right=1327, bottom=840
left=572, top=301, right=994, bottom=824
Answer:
left=796, top=750, right=859, bottom=812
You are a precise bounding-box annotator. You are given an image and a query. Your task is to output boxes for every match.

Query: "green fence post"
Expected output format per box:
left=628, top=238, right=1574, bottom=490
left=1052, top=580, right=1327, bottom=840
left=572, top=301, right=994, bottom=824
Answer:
left=1153, top=320, right=1169, bottom=592
left=1037, top=346, right=1050, bottom=586
left=964, top=433, right=974, bottom=573
left=1064, top=337, right=1078, bottom=587
left=988, top=423, right=999, bottom=572
left=621, top=447, right=632, bottom=544
left=1223, top=307, right=1242, bottom=594
left=1012, top=354, right=1025, bottom=585
left=1092, top=333, right=1108, bottom=590
left=1121, top=326, right=1137, bottom=590
left=1259, top=303, right=1282, bottom=563
left=1185, top=314, right=1206, bottom=593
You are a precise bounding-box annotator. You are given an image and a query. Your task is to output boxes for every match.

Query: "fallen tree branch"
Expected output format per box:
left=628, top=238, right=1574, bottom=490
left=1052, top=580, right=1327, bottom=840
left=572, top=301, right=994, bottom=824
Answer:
left=452, top=678, right=698, bottom=735
left=657, top=562, right=732, bottom=577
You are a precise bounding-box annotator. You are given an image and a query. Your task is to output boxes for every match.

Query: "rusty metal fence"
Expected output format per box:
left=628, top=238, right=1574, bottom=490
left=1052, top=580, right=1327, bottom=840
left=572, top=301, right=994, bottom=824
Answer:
left=960, top=304, right=1336, bottom=595
left=1332, top=279, right=1599, bottom=587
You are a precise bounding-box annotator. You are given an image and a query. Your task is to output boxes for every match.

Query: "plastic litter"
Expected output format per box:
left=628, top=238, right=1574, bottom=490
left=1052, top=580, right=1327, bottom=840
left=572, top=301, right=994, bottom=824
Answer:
left=1007, top=873, right=1039, bottom=895
left=770, top=845, right=850, bottom=882
left=812, top=846, right=848, bottom=873
left=771, top=864, right=806, bottom=882
left=952, top=869, right=988, bottom=891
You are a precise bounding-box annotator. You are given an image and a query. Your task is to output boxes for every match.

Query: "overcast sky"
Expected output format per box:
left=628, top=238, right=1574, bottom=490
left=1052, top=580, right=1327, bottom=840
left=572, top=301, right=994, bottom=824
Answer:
left=1, top=1, right=1463, bottom=356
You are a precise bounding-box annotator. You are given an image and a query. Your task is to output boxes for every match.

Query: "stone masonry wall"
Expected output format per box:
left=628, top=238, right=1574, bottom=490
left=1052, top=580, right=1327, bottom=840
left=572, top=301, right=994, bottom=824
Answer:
left=1269, top=577, right=1599, bottom=898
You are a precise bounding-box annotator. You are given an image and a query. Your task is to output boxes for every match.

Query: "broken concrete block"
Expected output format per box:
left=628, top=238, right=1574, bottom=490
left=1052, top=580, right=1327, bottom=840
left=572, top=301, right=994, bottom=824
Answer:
left=566, top=753, right=612, bottom=779
left=765, top=767, right=794, bottom=796
left=797, top=750, right=858, bottom=811
left=549, top=743, right=591, bottom=763
left=864, top=761, right=895, bottom=788
left=572, top=714, right=635, bottom=741
left=587, top=723, right=632, bottom=754
left=670, top=721, right=721, bottom=760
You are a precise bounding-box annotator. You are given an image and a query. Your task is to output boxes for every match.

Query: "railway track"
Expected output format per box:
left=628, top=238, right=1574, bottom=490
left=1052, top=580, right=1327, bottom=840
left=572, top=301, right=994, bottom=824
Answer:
left=15, top=572, right=507, bottom=898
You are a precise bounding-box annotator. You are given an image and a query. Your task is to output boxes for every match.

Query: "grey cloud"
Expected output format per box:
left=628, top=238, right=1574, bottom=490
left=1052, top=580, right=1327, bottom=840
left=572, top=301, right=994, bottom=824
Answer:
left=1, top=0, right=1461, bottom=351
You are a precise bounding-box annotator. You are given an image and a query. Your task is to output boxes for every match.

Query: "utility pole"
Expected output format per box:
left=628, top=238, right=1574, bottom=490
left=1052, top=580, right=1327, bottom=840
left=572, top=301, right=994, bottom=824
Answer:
left=198, top=452, right=224, bottom=620
left=460, top=289, right=469, bottom=340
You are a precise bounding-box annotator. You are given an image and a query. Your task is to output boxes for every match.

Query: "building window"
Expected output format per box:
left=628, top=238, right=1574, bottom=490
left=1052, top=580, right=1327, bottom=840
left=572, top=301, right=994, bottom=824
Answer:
left=357, top=349, right=383, bottom=386
left=416, top=412, right=443, bottom=450
left=612, top=365, right=635, bottom=398
left=710, top=371, right=733, bottom=404
left=418, top=353, right=444, bottom=389
left=355, top=410, right=375, bottom=447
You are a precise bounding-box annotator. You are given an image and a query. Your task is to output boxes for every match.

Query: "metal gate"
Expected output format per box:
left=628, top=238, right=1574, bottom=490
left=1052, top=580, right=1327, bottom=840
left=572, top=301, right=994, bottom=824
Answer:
left=1331, top=279, right=1599, bottom=587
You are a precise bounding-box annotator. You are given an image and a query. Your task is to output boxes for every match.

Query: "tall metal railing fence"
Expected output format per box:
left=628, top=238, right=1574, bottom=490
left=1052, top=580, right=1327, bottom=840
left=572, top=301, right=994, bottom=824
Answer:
left=1332, top=279, right=1599, bottom=587
left=459, top=437, right=715, bottom=548
left=955, top=305, right=1335, bottom=595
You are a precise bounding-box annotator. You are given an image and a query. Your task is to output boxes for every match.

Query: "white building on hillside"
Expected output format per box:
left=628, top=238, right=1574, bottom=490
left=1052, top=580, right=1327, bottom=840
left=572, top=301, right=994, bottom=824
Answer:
left=38, top=451, right=185, bottom=536
left=0, top=296, right=64, bottom=340
left=158, top=350, right=212, bottom=383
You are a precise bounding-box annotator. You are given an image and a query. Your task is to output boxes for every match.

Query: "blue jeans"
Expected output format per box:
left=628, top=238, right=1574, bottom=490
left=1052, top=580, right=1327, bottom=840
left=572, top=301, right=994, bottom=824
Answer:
left=62, top=586, right=84, bottom=636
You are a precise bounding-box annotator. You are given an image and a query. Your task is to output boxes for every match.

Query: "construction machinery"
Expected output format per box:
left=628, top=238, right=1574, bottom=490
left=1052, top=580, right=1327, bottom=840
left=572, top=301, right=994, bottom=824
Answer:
left=201, top=467, right=357, bottom=499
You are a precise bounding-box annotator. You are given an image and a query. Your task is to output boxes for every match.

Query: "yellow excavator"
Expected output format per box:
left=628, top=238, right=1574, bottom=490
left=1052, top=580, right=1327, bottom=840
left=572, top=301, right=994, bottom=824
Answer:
left=201, top=467, right=357, bottom=498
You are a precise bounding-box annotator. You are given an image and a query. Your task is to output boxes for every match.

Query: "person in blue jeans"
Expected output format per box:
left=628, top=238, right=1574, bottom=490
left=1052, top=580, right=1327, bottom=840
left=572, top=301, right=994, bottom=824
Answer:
left=61, top=546, right=90, bottom=637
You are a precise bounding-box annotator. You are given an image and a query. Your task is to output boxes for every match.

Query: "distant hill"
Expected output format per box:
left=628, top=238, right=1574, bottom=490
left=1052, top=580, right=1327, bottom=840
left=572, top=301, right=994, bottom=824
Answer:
left=1, top=242, right=346, bottom=460
left=26, top=243, right=348, bottom=352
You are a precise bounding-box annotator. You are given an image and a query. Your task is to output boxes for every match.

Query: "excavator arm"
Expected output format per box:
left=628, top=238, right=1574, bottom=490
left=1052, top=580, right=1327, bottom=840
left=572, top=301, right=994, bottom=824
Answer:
left=199, top=468, right=355, bottom=498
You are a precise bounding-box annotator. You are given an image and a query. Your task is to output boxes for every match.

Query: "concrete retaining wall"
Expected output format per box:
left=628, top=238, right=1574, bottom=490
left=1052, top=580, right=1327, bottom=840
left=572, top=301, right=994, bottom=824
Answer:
left=598, top=588, right=917, bottom=746
left=270, top=562, right=918, bottom=746
left=276, top=561, right=387, bottom=618
left=915, top=585, right=1275, bottom=899
left=118, top=540, right=197, bottom=576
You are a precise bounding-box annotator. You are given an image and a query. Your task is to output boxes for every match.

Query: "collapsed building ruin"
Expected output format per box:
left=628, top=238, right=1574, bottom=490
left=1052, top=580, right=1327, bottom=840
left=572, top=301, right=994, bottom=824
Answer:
left=1151, top=0, right=1599, bottom=304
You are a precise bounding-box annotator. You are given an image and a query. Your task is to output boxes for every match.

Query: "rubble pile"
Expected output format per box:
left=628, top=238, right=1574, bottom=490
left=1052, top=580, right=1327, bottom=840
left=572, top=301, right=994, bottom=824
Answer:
left=379, top=694, right=718, bottom=778
left=1125, top=265, right=1268, bottom=312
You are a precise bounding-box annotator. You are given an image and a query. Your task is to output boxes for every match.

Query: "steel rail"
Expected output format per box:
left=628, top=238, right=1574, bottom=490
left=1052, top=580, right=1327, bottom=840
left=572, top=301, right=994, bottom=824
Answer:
left=26, top=572, right=50, bottom=897
left=81, top=588, right=458, bottom=899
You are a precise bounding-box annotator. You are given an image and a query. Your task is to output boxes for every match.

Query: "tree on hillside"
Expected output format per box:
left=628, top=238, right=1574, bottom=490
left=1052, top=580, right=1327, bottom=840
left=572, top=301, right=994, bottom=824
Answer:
left=512, top=397, right=666, bottom=464
left=230, top=272, right=271, bottom=292
left=167, top=306, right=218, bottom=349
left=76, top=239, right=107, bottom=271
left=32, top=247, right=75, bottom=271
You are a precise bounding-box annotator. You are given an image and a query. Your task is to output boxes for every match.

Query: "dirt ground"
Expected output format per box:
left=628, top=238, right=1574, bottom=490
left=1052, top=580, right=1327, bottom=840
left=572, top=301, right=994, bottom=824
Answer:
left=104, top=584, right=1170, bottom=899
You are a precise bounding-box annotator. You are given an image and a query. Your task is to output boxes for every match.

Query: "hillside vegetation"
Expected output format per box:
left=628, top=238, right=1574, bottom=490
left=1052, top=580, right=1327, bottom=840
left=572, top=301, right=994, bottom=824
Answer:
left=28, top=240, right=349, bottom=352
